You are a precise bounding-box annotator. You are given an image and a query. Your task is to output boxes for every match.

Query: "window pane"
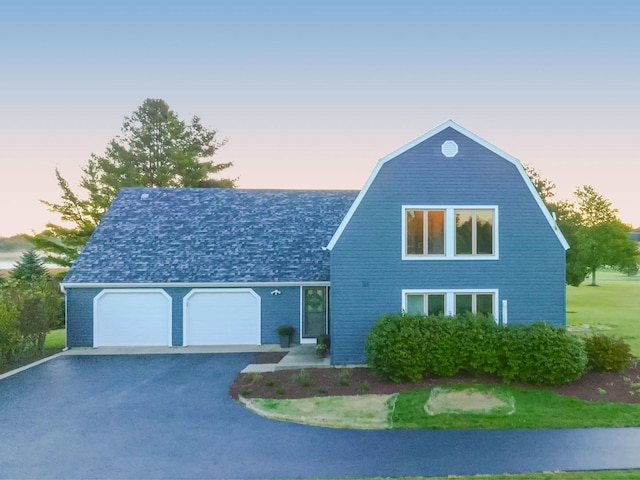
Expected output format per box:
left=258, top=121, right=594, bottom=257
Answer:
left=406, top=295, right=424, bottom=315
left=455, top=294, right=473, bottom=315
left=455, top=210, right=473, bottom=254
left=427, top=294, right=445, bottom=315
left=427, top=210, right=445, bottom=255
left=476, top=210, right=494, bottom=254
left=476, top=294, right=494, bottom=315
left=406, top=210, right=424, bottom=255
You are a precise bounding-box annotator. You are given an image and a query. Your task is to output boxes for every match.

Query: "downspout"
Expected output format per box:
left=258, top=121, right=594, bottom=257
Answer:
left=60, top=283, right=69, bottom=351
left=501, top=299, right=508, bottom=325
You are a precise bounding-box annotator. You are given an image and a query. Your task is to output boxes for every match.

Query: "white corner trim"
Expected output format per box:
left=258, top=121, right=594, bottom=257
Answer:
left=62, top=281, right=331, bottom=289
left=326, top=120, right=569, bottom=251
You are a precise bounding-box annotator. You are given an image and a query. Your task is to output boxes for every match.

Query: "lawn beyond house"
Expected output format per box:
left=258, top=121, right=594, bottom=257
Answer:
left=44, top=328, right=65, bottom=350
left=566, top=270, right=640, bottom=356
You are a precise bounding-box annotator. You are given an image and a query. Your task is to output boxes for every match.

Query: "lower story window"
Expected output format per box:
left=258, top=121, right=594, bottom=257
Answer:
left=454, top=293, right=494, bottom=316
left=406, top=293, right=445, bottom=316
left=403, top=290, right=497, bottom=320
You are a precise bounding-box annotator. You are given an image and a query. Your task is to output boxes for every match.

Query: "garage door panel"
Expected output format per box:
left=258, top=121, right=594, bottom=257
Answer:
left=184, top=290, right=260, bottom=346
left=95, top=290, right=171, bottom=347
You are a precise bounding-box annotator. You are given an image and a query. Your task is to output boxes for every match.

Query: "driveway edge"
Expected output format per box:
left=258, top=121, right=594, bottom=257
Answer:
left=0, top=352, right=64, bottom=381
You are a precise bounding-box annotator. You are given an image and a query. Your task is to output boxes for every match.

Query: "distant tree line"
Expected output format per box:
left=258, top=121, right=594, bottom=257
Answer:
left=524, top=165, right=638, bottom=286
left=0, top=235, right=31, bottom=252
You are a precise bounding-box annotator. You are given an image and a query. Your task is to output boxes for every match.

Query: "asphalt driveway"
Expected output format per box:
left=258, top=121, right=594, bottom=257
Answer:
left=1, top=354, right=640, bottom=479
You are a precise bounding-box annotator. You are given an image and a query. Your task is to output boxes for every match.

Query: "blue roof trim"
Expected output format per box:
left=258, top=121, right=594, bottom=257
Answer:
left=63, top=188, right=357, bottom=284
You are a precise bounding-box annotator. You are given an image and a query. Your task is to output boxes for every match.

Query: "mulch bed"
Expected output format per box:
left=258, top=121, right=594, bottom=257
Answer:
left=229, top=358, right=640, bottom=404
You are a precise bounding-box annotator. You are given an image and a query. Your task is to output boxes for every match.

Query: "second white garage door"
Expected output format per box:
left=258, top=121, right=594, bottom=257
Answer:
left=183, top=289, right=261, bottom=346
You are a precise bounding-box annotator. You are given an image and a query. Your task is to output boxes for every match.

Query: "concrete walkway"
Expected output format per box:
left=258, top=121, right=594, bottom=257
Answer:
left=62, top=343, right=332, bottom=373
left=243, top=343, right=331, bottom=372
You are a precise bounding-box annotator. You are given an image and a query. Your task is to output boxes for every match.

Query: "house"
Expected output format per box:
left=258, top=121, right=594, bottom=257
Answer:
left=62, top=121, right=569, bottom=364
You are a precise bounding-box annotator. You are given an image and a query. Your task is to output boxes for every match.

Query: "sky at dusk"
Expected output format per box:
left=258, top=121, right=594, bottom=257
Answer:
left=1, top=0, right=639, bottom=237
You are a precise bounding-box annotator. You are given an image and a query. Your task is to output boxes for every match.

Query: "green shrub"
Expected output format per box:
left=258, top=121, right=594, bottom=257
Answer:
left=364, top=313, right=428, bottom=382
left=366, top=313, right=588, bottom=386
left=453, top=313, right=502, bottom=375
left=585, top=334, right=633, bottom=372
left=499, top=322, right=587, bottom=385
left=0, top=298, right=22, bottom=366
left=421, top=315, right=463, bottom=376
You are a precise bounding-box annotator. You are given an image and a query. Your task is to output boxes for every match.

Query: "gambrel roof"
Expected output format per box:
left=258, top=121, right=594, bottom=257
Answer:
left=63, top=188, right=357, bottom=285
left=326, top=120, right=569, bottom=251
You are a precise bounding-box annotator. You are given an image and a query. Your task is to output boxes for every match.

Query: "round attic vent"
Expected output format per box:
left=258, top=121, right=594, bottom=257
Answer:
left=441, top=140, right=458, bottom=158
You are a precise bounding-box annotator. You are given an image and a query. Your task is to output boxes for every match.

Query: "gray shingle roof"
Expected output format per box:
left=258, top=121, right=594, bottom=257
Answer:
left=63, top=188, right=358, bottom=284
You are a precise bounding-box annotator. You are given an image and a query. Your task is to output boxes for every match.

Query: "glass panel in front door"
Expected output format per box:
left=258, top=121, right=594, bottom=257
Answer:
left=303, top=287, right=327, bottom=338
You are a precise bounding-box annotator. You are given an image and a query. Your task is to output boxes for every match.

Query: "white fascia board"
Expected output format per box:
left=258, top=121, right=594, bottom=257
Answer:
left=326, top=121, right=456, bottom=251
left=326, top=120, right=569, bottom=251
left=448, top=122, right=570, bottom=251
left=61, top=281, right=331, bottom=289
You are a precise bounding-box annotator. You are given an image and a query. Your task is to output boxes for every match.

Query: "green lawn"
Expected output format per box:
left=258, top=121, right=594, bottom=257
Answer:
left=566, top=270, right=640, bottom=355
left=391, top=384, right=640, bottom=430
left=44, top=328, right=66, bottom=350
left=340, top=471, right=640, bottom=479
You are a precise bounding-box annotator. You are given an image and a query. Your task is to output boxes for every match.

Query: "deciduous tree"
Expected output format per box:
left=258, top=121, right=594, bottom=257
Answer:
left=523, top=167, right=637, bottom=286
left=570, top=186, right=637, bottom=286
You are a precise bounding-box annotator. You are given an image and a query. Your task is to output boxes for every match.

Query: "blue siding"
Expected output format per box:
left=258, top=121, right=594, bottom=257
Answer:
left=330, top=127, right=566, bottom=365
left=252, top=287, right=302, bottom=343
left=65, top=285, right=304, bottom=347
left=66, top=289, right=96, bottom=347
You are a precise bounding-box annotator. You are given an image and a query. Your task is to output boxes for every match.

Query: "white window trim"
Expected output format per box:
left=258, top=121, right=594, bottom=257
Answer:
left=402, top=288, right=500, bottom=323
left=402, top=205, right=499, bottom=260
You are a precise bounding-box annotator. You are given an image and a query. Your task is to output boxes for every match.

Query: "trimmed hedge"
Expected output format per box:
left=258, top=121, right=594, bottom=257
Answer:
left=365, top=313, right=588, bottom=385
left=499, top=322, right=587, bottom=385
left=364, top=313, right=428, bottom=382
left=585, top=334, right=633, bottom=372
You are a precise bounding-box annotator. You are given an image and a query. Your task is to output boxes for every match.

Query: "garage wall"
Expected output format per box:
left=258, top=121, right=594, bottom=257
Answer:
left=252, top=286, right=301, bottom=344
left=65, top=285, right=305, bottom=348
left=66, top=288, right=97, bottom=347
left=163, top=287, right=191, bottom=346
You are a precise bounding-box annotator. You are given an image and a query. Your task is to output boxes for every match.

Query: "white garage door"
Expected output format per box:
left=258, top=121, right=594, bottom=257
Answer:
left=94, top=290, right=172, bottom=347
left=183, top=289, right=260, bottom=346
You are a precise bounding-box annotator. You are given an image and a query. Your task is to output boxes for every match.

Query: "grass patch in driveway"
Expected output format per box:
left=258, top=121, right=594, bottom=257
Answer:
left=424, top=386, right=515, bottom=416
left=242, top=394, right=394, bottom=429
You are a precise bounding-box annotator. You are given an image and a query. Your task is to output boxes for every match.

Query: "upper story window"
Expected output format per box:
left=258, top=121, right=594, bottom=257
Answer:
left=455, top=209, right=494, bottom=255
left=403, top=206, right=498, bottom=260
left=406, top=209, right=445, bottom=255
